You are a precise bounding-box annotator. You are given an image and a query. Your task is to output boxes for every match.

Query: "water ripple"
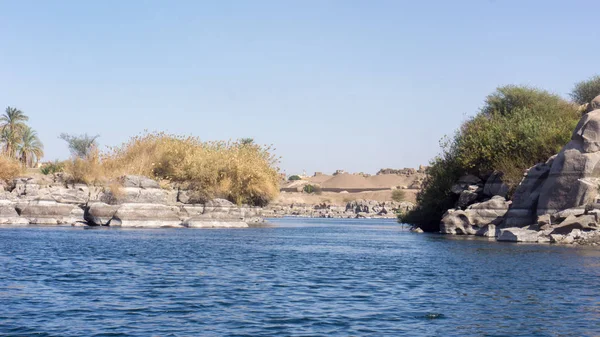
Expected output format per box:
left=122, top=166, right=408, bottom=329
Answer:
left=0, top=218, right=599, bottom=336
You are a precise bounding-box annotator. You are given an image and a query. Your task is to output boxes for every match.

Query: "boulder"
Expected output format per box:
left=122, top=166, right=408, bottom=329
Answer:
left=440, top=196, right=510, bottom=235
left=456, top=190, right=478, bottom=208
left=549, top=214, right=597, bottom=235
left=16, top=200, right=80, bottom=225
left=0, top=201, right=28, bottom=225
left=503, top=156, right=555, bottom=227
left=85, top=202, right=120, bottom=226
left=536, top=139, right=600, bottom=216
left=483, top=171, right=509, bottom=198
left=497, top=228, right=543, bottom=242
left=475, top=224, right=497, bottom=237
left=110, top=203, right=183, bottom=228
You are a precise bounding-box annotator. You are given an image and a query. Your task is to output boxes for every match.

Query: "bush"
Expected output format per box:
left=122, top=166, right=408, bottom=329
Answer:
left=303, top=184, right=322, bottom=194
left=64, top=132, right=280, bottom=206
left=571, top=75, right=600, bottom=105
left=403, top=85, right=580, bottom=232
left=40, top=160, right=65, bottom=175
left=288, top=175, right=301, bottom=181
left=0, top=155, right=23, bottom=182
left=391, top=189, right=406, bottom=202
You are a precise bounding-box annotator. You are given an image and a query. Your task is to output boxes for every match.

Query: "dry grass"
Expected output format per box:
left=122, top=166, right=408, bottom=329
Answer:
left=64, top=132, right=280, bottom=205
left=0, top=155, right=23, bottom=182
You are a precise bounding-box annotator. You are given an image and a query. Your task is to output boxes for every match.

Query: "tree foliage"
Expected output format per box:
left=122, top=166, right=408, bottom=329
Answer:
left=59, top=133, right=99, bottom=158
left=571, top=75, right=600, bottom=105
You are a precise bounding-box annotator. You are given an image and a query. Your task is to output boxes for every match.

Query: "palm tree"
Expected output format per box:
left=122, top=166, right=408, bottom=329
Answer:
left=18, top=126, right=43, bottom=167
left=0, top=107, right=29, bottom=158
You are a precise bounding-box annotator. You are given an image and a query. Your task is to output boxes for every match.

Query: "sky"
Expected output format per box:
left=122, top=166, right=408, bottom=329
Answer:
left=0, top=0, right=598, bottom=176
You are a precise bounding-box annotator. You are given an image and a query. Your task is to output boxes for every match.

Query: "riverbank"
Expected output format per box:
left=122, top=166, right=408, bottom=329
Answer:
left=0, top=174, right=262, bottom=228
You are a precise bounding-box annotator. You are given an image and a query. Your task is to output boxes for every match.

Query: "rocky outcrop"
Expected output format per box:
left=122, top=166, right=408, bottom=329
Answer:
left=438, top=95, right=600, bottom=245
left=0, top=175, right=261, bottom=228
left=262, top=199, right=414, bottom=219
left=503, top=157, right=555, bottom=227
left=440, top=196, right=510, bottom=235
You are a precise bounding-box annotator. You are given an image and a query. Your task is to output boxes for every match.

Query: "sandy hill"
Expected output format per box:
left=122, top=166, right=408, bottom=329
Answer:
left=307, top=174, right=333, bottom=184
left=320, top=173, right=376, bottom=189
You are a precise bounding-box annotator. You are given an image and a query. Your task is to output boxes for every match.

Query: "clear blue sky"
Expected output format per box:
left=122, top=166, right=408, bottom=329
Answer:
left=0, top=0, right=597, bottom=175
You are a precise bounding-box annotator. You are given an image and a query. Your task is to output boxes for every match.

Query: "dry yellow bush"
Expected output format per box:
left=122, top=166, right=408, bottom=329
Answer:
left=65, top=133, right=280, bottom=205
left=0, top=155, right=23, bottom=182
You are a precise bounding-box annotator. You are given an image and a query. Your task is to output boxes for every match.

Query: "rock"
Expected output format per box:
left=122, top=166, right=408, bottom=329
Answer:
left=536, top=109, right=600, bottom=216
left=176, top=189, right=207, bottom=204
left=504, top=156, right=555, bottom=227
left=49, top=184, right=90, bottom=204
left=497, top=228, right=542, bottom=242
left=85, top=202, right=120, bottom=226
left=475, top=224, right=497, bottom=237
left=99, top=186, right=177, bottom=205
left=456, top=190, right=479, bottom=208
left=410, top=226, right=424, bottom=233
left=15, top=200, right=80, bottom=225
left=119, top=175, right=160, bottom=189
left=590, top=95, right=600, bottom=112
left=483, top=171, right=509, bottom=198
left=179, top=204, right=205, bottom=218
left=551, top=207, right=586, bottom=223
left=0, top=201, right=28, bottom=225
left=182, top=219, right=249, bottom=228
left=441, top=196, right=510, bottom=235
left=110, top=203, right=182, bottom=228
left=549, top=214, right=597, bottom=235
left=537, top=214, right=551, bottom=227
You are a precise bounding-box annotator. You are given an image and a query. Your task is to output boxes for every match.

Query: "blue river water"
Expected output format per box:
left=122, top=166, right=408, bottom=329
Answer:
left=1, top=218, right=599, bottom=336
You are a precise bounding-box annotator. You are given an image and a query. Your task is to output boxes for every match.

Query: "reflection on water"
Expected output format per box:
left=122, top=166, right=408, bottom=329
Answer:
left=0, top=218, right=599, bottom=336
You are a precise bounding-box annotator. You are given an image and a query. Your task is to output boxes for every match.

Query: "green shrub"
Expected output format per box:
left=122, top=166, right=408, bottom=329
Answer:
left=403, top=85, right=579, bottom=232
left=303, top=184, right=322, bottom=194
left=40, top=160, right=65, bottom=175
left=391, top=189, right=406, bottom=202
left=288, top=175, right=301, bottom=181
left=571, top=75, right=600, bottom=105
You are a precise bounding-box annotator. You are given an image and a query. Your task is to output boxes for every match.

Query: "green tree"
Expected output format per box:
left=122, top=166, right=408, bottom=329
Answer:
left=403, top=85, right=579, bottom=232
left=571, top=75, right=600, bottom=105
left=59, top=133, right=99, bottom=158
left=18, top=126, right=44, bottom=167
left=0, top=107, right=29, bottom=158
left=288, top=175, right=301, bottom=181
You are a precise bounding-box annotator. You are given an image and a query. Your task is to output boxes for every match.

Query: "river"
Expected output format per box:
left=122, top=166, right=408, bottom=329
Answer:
left=1, top=218, right=599, bottom=336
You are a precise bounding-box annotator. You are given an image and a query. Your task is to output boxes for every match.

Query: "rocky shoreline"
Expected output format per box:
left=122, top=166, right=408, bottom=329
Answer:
left=437, top=95, right=600, bottom=246
left=262, top=199, right=414, bottom=219
left=0, top=174, right=262, bottom=228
